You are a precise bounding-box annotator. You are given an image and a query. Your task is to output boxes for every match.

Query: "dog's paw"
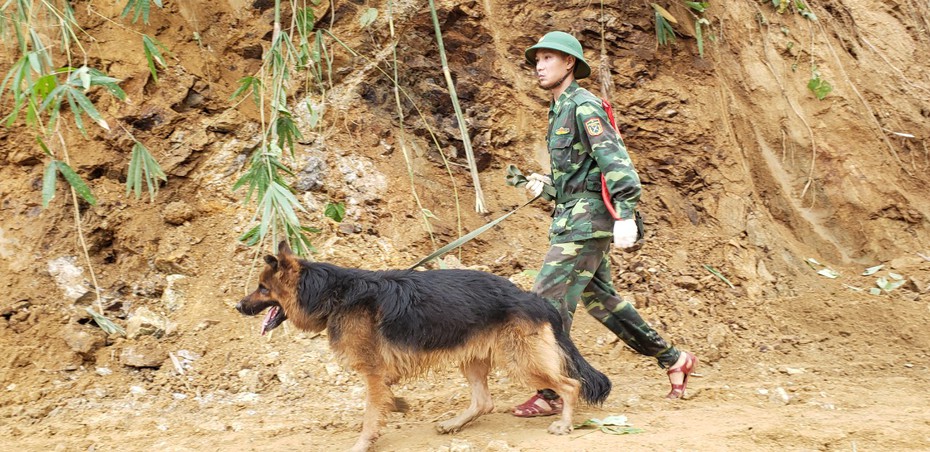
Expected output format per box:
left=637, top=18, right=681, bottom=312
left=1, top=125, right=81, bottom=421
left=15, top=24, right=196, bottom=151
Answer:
left=435, top=420, right=463, bottom=434
left=547, top=420, right=573, bottom=435
left=348, top=436, right=374, bottom=452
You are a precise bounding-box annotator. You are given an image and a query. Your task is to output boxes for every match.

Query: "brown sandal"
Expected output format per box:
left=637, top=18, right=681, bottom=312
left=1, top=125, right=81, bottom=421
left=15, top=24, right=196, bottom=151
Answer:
left=512, top=393, right=563, bottom=417
left=666, top=351, right=697, bottom=399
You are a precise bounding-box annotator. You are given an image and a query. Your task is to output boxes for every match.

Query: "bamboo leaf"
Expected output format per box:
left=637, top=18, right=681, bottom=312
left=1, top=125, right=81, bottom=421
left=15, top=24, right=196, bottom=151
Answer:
left=88, top=68, right=127, bottom=101
left=359, top=8, right=378, bottom=28
left=56, top=161, right=97, bottom=206
left=142, top=35, right=168, bottom=82
left=127, top=142, right=142, bottom=198
left=68, top=87, right=110, bottom=130
left=238, top=225, right=262, bottom=246
left=42, top=161, right=58, bottom=208
left=862, top=265, right=884, bottom=276
left=685, top=2, right=708, bottom=13
left=652, top=4, right=679, bottom=24
left=85, top=307, right=125, bottom=336
left=295, top=7, right=316, bottom=36
left=696, top=19, right=705, bottom=58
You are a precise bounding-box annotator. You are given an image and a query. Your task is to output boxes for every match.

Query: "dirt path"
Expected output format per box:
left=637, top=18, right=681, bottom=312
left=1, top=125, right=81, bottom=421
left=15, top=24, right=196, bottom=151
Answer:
left=4, top=284, right=930, bottom=451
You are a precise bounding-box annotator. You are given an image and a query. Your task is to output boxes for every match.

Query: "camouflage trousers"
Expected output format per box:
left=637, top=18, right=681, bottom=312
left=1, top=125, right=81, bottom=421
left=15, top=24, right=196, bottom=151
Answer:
left=533, top=237, right=680, bottom=368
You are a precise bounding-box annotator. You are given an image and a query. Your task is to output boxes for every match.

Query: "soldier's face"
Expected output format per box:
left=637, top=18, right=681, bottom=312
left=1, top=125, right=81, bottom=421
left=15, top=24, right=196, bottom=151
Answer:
left=535, top=49, right=574, bottom=90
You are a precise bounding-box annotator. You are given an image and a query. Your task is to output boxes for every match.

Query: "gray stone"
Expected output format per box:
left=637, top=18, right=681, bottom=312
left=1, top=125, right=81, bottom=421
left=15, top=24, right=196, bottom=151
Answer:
left=674, top=275, right=701, bottom=290
left=61, top=324, right=105, bottom=357
left=126, top=307, right=173, bottom=339
left=47, top=257, right=89, bottom=301
left=163, top=201, right=196, bottom=225
left=161, top=274, right=189, bottom=312
left=120, top=342, right=164, bottom=368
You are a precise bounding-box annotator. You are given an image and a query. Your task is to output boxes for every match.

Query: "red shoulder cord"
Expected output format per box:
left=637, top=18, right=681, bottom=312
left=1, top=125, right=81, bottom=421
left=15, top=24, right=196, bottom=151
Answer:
left=601, top=99, right=623, bottom=220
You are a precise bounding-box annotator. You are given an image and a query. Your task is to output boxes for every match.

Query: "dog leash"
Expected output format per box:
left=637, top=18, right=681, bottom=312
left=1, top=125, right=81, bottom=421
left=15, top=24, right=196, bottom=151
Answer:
left=408, top=195, right=541, bottom=270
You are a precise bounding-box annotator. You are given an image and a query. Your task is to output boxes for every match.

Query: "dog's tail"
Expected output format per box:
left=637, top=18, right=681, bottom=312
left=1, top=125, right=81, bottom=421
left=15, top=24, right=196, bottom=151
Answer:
left=556, top=327, right=612, bottom=405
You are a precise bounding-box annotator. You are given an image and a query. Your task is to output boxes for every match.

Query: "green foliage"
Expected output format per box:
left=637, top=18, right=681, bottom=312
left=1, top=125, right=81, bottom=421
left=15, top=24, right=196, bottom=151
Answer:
left=653, top=4, right=677, bottom=47
left=121, top=0, right=164, bottom=24
left=359, top=8, right=378, bottom=28
left=4, top=64, right=125, bottom=135
left=807, top=67, right=833, bottom=100
left=126, top=141, right=167, bottom=201
left=142, top=35, right=170, bottom=82
left=85, top=307, right=126, bottom=336
left=647, top=2, right=714, bottom=57
left=772, top=0, right=817, bottom=20
left=230, top=76, right=263, bottom=106
left=233, top=148, right=293, bottom=203
left=274, top=112, right=303, bottom=158
left=685, top=2, right=708, bottom=13
left=42, top=160, right=97, bottom=207
left=695, top=18, right=710, bottom=58
left=229, top=1, right=339, bottom=256
left=324, top=202, right=345, bottom=223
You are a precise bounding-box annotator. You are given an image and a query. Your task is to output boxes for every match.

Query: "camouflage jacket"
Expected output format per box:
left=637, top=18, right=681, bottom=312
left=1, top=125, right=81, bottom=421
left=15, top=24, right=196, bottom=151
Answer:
left=543, top=81, right=642, bottom=244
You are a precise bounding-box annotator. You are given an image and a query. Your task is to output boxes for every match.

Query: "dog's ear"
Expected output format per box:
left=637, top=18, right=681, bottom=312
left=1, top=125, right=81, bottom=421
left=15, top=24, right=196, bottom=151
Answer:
left=264, top=255, right=278, bottom=270
left=278, top=240, right=294, bottom=256
left=275, top=240, right=300, bottom=271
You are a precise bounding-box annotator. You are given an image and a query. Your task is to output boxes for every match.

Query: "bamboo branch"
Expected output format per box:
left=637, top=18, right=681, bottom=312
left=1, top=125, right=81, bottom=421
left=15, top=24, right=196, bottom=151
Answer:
left=427, top=0, right=486, bottom=213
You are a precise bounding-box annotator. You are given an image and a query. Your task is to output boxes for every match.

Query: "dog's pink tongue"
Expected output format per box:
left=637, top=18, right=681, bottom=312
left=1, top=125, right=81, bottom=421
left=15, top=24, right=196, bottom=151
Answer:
left=260, top=306, right=279, bottom=336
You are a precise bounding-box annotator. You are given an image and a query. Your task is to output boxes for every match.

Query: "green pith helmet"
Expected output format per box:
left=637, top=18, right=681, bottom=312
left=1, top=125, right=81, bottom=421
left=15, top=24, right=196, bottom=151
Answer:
left=524, top=31, right=591, bottom=79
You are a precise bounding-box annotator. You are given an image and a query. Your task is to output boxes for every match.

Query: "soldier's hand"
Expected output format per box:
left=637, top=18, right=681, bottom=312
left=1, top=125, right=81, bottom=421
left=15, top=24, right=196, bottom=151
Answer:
left=613, top=219, right=638, bottom=249
left=526, top=173, right=552, bottom=197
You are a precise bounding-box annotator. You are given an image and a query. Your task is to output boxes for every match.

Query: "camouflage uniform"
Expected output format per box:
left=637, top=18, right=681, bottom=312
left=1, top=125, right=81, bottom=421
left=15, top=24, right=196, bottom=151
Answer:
left=533, top=81, right=680, bottom=368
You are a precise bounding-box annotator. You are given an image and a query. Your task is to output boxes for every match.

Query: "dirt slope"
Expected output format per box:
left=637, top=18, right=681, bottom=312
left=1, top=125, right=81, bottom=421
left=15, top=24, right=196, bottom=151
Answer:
left=1, top=0, right=929, bottom=451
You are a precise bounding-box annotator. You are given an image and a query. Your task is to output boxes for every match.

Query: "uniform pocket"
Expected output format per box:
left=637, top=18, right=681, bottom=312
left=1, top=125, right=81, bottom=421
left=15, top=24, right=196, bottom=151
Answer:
left=584, top=173, right=601, bottom=193
left=548, top=135, right=581, bottom=172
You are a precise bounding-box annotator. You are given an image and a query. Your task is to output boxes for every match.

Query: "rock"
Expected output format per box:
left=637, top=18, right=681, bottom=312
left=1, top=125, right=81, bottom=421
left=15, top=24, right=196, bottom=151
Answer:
left=126, top=306, right=173, bottom=339
left=295, top=154, right=327, bottom=192
left=337, top=156, right=387, bottom=202
left=338, top=223, right=361, bottom=234
left=132, top=274, right=167, bottom=298
left=61, top=324, right=106, bottom=357
left=889, top=255, right=925, bottom=270
left=47, top=257, right=89, bottom=301
left=769, top=387, right=791, bottom=405
left=193, top=319, right=220, bottom=331
left=120, top=341, right=165, bottom=368
left=436, top=439, right=476, bottom=452
left=161, top=274, right=189, bottom=312
left=706, top=324, right=729, bottom=349
left=908, top=275, right=928, bottom=294
left=163, top=201, right=196, bottom=225
left=484, top=439, right=520, bottom=452
left=674, top=275, right=701, bottom=290
left=779, top=366, right=805, bottom=375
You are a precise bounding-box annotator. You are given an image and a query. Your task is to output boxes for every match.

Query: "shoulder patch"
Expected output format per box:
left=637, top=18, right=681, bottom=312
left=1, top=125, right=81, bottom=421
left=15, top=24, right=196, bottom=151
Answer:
left=584, top=117, right=604, bottom=136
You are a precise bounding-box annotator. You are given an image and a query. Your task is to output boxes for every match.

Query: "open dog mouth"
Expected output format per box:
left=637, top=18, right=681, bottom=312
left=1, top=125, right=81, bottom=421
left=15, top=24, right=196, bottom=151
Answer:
left=260, top=304, right=287, bottom=336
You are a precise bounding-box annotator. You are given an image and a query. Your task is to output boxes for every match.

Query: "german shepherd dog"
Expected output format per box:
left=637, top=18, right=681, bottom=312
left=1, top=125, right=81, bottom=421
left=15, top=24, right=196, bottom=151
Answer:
left=236, top=242, right=611, bottom=452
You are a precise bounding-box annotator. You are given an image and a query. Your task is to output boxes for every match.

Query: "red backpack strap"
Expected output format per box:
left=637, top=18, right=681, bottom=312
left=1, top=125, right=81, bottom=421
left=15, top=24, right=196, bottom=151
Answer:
left=600, top=98, right=623, bottom=220
left=602, top=98, right=620, bottom=135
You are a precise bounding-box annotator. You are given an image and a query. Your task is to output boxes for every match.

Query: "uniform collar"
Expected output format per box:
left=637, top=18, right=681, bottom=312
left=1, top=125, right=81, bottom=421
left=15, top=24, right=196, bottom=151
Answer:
left=550, top=81, right=581, bottom=115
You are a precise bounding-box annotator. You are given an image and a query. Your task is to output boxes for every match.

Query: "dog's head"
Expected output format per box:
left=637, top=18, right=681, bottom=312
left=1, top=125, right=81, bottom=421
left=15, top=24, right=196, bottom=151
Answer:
left=236, top=241, right=301, bottom=335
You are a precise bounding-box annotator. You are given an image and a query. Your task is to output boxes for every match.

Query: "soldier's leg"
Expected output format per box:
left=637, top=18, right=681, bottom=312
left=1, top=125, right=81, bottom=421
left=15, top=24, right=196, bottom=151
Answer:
left=518, top=240, right=606, bottom=410
left=579, top=238, right=680, bottom=368
left=532, top=241, right=605, bottom=333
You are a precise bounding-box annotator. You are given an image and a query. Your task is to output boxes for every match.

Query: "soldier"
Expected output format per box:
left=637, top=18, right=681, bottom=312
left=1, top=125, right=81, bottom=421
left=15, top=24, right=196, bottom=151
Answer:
left=513, top=31, right=697, bottom=417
